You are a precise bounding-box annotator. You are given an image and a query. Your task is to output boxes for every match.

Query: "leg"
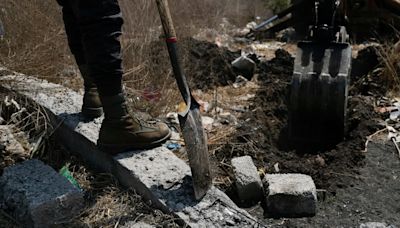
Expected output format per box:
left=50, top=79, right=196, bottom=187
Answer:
left=57, top=0, right=103, bottom=118
left=57, top=0, right=86, bottom=66
left=58, top=0, right=170, bottom=154
left=68, top=0, right=124, bottom=96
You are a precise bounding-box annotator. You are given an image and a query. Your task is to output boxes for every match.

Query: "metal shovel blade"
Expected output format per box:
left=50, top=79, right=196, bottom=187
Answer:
left=289, top=41, right=351, bottom=144
left=155, top=0, right=212, bottom=200
left=179, top=99, right=212, bottom=200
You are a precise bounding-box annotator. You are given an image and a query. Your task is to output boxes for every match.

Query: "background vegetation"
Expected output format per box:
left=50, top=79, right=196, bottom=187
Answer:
left=0, top=0, right=268, bottom=115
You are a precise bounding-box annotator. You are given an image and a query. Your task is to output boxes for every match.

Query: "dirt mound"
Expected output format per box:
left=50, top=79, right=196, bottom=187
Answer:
left=143, top=38, right=240, bottom=90
left=215, top=49, right=384, bottom=193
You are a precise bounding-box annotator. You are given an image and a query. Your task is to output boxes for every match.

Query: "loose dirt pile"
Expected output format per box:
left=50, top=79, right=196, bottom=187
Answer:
left=128, top=38, right=240, bottom=90
left=198, top=46, right=387, bottom=194
left=145, top=37, right=387, bottom=195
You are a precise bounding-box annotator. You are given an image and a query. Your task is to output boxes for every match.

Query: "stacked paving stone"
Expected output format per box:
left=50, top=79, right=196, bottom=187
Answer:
left=232, top=156, right=317, bottom=218
left=231, top=156, right=263, bottom=204
left=264, top=174, right=317, bottom=217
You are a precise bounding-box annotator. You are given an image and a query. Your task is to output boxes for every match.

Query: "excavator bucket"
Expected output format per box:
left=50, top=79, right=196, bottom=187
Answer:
left=288, top=41, right=351, bottom=145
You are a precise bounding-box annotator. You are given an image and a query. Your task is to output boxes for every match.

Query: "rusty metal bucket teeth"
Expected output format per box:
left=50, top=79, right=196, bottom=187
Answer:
left=288, top=41, right=351, bottom=145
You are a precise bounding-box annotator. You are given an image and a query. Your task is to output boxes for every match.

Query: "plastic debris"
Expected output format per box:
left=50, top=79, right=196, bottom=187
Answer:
left=166, top=143, right=182, bottom=151
left=141, top=87, right=161, bottom=102
left=59, top=165, right=82, bottom=191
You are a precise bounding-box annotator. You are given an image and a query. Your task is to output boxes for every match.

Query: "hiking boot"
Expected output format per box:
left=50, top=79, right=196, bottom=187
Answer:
left=79, top=65, right=103, bottom=119
left=97, top=93, right=171, bottom=154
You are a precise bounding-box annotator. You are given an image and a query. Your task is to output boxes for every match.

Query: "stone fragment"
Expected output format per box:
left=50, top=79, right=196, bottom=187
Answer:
left=0, top=159, right=84, bottom=228
left=0, top=125, right=25, bottom=155
left=264, top=174, right=317, bottom=218
left=231, top=55, right=256, bottom=79
left=233, top=75, right=249, bottom=88
left=231, top=156, right=263, bottom=204
left=201, top=116, right=214, bottom=131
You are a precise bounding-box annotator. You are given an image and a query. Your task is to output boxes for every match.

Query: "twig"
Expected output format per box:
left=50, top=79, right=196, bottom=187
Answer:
left=363, top=128, right=388, bottom=152
left=391, top=137, right=400, bottom=159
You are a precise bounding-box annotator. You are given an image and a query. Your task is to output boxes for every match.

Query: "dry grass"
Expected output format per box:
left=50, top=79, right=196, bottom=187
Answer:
left=61, top=161, right=180, bottom=228
left=0, top=2, right=266, bottom=226
left=0, top=0, right=266, bottom=116
left=0, top=92, right=178, bottom=227
left=376, top=42, right=400, bottom=92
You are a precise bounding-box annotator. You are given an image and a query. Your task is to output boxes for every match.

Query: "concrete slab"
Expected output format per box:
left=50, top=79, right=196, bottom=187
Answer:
left=264, top=174, right=317, bottom=218
left=0, top=70, right=259, bottom=227
left=231, top=156, right=263, bottom=203
left=0, top=159, right=84, bottom=228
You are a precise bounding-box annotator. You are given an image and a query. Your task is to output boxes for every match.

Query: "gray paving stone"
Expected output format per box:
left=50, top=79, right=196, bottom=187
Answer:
left=0, top=159, right=84, bottom=228
left=264, top=173, right=317, bottom=218
left=231, top=156, right=263, bottom=203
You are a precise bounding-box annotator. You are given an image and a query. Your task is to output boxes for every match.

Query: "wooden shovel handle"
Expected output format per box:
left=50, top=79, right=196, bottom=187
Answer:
left=155, top=0, right=177, bottom=39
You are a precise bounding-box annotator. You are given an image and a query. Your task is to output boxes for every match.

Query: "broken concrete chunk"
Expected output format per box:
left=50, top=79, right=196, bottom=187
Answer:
left=231, top=55, right=256, bottom=80
left=231, top=156, right=263, bottom=204
left=0, top=159, right=84, bottom=228
left=264, top=174, right=317, bottom=218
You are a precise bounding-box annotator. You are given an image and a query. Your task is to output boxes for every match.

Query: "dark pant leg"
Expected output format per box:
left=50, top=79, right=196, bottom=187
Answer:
left=57, top=0, right=86, bottom=66
left=57, top=0, right=124, bottom=96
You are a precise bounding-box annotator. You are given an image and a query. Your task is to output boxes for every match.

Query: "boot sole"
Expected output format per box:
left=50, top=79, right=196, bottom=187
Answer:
left=97, top=130, right=172, bottom=155
left=82, top=107, right=104, bottom=119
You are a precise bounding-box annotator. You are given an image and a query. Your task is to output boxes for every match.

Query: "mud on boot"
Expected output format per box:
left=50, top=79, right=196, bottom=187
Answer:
left=97, top=93, right=171, bottom=155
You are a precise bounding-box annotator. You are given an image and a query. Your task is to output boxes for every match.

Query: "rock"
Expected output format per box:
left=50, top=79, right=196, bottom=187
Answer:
left=276, top=28, right=297, bottom=43
left=264, top=174, right=317, bottom=218
left=233, top=75, right=249, bottom=88
left=0, top=125, right=25, bottom=155
left=273, top=163, right=280, bottom=173
left=0, top=159, right=84, bottom=228
left=218, top=112, right=238, bottom=125
left=246, top=21, right=257, bottom=30
left=360, top=222, right=397, bottom=228
left=231, top=55, right=256, bottom=80
left=202, top=116, right=215, bottom=131
left=166, top=112, right=179, bottom=125
left=231, top=156, right=263, bottom=204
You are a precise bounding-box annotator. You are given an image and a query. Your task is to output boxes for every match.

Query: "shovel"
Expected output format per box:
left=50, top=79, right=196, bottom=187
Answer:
left=155, top=0, right=212, bottom=200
